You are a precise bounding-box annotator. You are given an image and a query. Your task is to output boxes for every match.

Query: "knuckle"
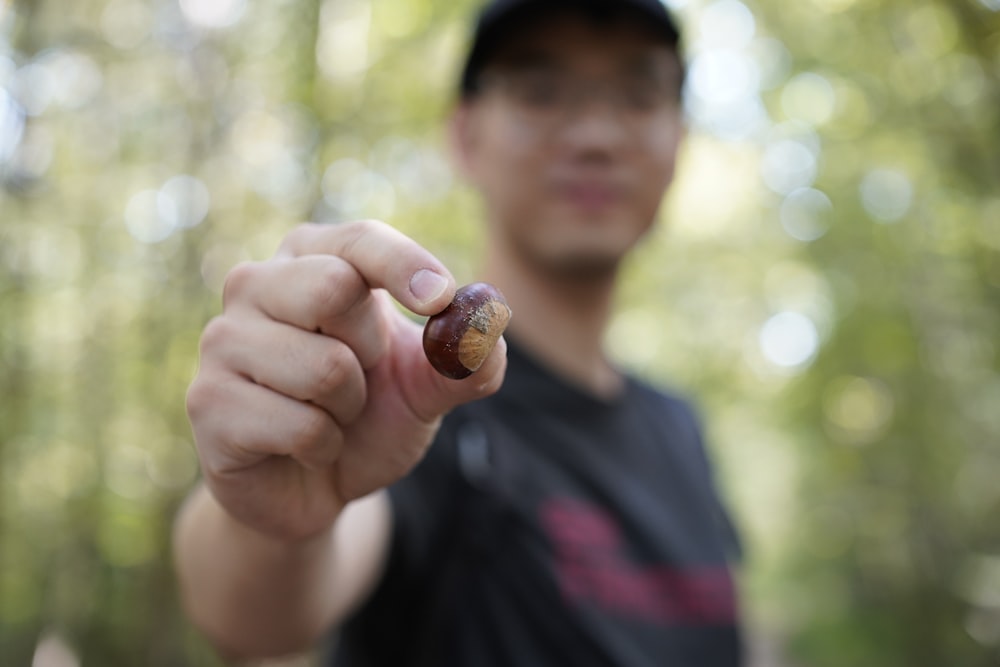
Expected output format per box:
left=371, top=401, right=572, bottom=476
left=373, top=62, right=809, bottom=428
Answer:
left=340, top=390, right=367, bottom=426
left=304, top=261, right=364, bottom=317
left=341, top=218, right=381, bottom=238
left=198, top=445, right=231, bottom=480
left=337, top=218, right=384, bottom=255
left=221, top=260, right=260, bottom=308
left=184, top=382, right=231, bottom=467
left=304, top=273, right=345, bottom=316
left=284, top=222, right=320, bottom=247
left=312, top=345, right=351, bottom=396
left=290, top=221, right=318, bottom=236
left=288, top=428, right=340, bottom=466
left=185, top=377, right=215, bottom=422
left=291, top=407, right=334, bottom=448
left=315, top=258, right=361, bottom=293
left=199, top=315, right=237, bottom=355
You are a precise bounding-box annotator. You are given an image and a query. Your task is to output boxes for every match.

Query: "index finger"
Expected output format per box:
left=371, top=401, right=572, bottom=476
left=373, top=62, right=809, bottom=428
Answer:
left=277, top=220, right=456, bottom=316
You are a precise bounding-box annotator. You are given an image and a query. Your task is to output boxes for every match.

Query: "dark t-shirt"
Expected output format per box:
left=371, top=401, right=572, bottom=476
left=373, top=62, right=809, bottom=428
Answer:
left=331, top=341, right=743, bottom=666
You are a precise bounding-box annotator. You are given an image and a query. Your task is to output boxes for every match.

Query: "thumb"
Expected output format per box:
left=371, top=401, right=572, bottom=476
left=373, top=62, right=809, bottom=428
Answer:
left=396, top=321, right=509, bottom=424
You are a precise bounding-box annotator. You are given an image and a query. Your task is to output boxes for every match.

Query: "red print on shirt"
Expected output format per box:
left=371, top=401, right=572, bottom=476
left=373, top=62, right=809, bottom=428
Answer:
left=539, top=497, right=737, bottom=626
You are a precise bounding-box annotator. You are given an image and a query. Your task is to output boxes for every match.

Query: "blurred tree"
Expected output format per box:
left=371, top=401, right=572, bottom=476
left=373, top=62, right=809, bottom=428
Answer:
left=0, top=0, right=998, bottom=665
left=746, top=1, right=1000, bottom=665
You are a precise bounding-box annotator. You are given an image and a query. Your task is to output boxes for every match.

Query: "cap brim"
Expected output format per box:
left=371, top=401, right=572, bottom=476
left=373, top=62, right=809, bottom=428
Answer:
left=459, top=0, right=681, bottom=96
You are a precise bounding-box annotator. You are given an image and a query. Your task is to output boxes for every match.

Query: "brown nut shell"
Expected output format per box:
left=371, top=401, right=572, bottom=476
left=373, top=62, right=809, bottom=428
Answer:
left=422, top=282, right=511, bottom=380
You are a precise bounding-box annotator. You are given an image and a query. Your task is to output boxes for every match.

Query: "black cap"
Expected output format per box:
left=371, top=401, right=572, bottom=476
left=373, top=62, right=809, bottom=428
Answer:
left=459, top=0, right=682, bottom=96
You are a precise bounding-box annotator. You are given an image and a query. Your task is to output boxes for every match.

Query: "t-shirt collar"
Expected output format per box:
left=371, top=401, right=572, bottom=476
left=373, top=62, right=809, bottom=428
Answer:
left=496, top=337, right=632, bottom=414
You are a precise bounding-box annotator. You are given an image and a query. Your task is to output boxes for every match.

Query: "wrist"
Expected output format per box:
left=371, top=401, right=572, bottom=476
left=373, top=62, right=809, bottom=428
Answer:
left=195, top=483, right=340, bottom=556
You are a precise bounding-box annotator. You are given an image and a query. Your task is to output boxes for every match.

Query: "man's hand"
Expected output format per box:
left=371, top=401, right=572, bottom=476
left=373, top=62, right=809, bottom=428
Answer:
left=186, top=220, right=507, bottom=542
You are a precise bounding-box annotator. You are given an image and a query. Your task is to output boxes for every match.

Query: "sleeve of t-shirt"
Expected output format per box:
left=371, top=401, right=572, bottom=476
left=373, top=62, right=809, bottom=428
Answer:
left=657, top=392, right=743, bottom=563
left=670, top=395, right=744, bottom=563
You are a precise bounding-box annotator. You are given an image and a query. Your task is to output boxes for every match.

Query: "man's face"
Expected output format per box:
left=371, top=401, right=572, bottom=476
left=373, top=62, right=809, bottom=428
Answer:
left=455, top=10, right=684, bottom=279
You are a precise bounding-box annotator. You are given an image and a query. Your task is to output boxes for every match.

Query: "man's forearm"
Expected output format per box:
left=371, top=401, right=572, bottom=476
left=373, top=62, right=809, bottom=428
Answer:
left=174, top=484, right=392, bottom=659
left=173, top=484, right=344, bottom=658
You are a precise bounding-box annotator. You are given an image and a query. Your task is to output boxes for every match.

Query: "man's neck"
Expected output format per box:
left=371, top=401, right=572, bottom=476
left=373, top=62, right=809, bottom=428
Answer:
left=481, top=244, right=624, bottom=399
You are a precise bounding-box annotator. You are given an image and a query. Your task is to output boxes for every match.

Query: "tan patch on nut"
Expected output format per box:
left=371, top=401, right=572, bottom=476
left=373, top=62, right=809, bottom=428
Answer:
left=458, top=298, right=512, bottom=372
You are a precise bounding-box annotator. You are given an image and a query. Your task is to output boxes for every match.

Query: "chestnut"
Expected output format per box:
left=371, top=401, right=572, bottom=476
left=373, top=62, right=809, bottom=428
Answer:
left=423, top=282, right=511, bottom=380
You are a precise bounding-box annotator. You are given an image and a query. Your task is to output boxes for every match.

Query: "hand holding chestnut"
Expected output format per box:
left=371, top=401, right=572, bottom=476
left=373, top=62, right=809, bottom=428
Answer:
left=184, top=220, right=510, bottom=544
left=423, top=282, right=511, bottom=380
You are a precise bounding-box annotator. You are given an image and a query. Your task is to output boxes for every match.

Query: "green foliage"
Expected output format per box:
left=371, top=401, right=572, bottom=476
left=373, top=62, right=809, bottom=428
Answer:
left=1, top=0, right=998, bottom=665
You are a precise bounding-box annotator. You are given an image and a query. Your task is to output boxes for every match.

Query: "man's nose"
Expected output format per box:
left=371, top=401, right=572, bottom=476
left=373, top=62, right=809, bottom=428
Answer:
left=558, top=98, right=630, bottom=151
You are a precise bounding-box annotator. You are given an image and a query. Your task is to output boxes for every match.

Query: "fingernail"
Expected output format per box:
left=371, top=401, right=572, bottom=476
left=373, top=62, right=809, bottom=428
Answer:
left=409, top=269, right=448, bottom=303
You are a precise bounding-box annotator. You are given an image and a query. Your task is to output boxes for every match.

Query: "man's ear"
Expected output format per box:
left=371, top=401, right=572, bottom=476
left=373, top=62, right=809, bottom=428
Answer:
left=447, top=101, right=478, bottom=184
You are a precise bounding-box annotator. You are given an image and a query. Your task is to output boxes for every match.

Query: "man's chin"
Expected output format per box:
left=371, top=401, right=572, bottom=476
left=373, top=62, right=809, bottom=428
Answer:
left=508, top=222, right=639, bottom=282
left=536, top=251, right=622, bottom=283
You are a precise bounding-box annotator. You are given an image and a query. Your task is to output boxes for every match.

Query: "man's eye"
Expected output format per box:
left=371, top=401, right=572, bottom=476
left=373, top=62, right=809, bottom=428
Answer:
left=623, top=81, right=669, bottom=110
left=512, top=75, right=563, bottom=107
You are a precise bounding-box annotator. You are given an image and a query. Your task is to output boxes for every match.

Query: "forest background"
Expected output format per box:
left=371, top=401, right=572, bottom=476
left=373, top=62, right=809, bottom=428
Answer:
left=1, top=0, right=999, bottom=665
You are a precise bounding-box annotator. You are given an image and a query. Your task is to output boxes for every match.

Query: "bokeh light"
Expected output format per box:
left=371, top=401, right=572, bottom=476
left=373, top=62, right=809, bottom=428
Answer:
left=761, top=136, right=818, bottom=194
left=317, top=0, right=374, bottom=82
left=100, top=0, right=152, bottom=49
left=159, top=175, right=211, bottom=230
left=780, top=187, right=833, bottom=241
left=758, top=311, right=820, bottom=369
left=0, top=85, right=24, bottom=163
left=321, top=158, right=396, bottom=222
left=179, top=0, right=247, bottom=30
left=125, top=189, right=174, bottom=244
left=781, top=72, right=836, bottom=126
left=859, top=168, right=913, bottom=223
left=683, top=0, right=771, bottom=141
left=822, top=375, right=895, bottom=444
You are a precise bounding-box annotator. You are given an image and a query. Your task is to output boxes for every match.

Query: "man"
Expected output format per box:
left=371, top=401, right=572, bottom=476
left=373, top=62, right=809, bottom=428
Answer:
left=174, top=0, right=744, bottom=664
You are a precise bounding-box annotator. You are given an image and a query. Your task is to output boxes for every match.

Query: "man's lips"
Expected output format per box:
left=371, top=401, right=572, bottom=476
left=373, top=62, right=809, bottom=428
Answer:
left=552, top=180, right=624, bottom=210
